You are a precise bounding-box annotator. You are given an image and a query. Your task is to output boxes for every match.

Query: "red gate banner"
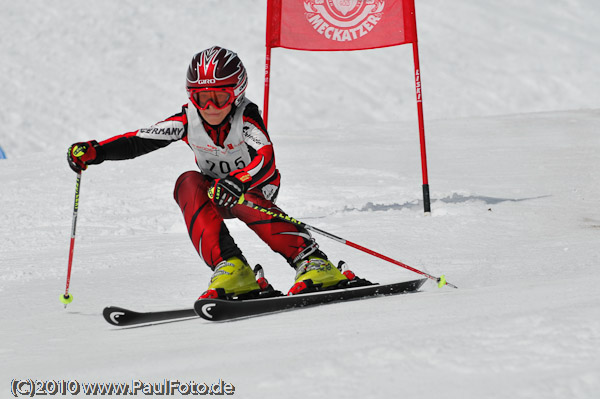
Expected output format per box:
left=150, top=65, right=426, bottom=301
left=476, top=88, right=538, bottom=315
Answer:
left=264, top=0, right=431, bottom=212
left=267, top=0, right=417, bottom=51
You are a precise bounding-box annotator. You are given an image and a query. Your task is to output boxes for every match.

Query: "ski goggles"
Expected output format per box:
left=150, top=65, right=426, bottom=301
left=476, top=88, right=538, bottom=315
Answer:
left=189, top=87, right=235, bottom=110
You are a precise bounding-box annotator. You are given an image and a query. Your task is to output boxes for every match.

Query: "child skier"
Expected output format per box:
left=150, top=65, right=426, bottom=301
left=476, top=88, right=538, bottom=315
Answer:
left=67, top=46, right=350, bottom=299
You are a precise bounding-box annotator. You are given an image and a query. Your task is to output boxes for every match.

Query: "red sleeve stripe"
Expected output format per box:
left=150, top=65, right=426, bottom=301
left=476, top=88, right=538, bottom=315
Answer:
left=244, top=146, right=276, bottom=189
left=98, top=131, right=138, bottom=145
left=245, top=155, right=264, bottom=176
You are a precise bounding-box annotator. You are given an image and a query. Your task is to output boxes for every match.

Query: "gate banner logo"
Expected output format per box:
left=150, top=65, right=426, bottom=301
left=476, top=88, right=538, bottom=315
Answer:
left=330, top=0, right=360, bottom=16
left=304, top=0, right=385, bottom=43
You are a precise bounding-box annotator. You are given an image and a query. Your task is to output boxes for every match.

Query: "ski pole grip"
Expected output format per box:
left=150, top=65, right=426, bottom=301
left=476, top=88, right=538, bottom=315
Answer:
left=207, top=187, right=245, bottom=205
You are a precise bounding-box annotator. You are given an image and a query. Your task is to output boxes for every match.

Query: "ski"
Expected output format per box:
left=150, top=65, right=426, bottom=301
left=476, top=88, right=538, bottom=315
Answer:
left=194, top=278, right=427, bottom=322
left=103, top=278, right=427, bottom=326
left=103, top=306, right=197, bottom=327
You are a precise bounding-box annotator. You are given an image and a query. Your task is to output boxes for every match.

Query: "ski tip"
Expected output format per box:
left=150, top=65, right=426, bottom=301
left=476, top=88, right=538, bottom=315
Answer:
left=60, top=293, right=74, bottom=306
left=103, top=306, right=134, bottom=326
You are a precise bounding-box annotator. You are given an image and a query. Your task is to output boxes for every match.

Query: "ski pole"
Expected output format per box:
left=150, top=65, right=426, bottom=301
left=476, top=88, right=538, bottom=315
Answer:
left=61, top=171, right=82, bottom=307
left=208, top=187, right=457, bottom=288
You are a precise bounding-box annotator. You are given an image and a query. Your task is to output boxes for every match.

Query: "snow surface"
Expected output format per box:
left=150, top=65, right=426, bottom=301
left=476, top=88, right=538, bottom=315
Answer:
left=1, top=0, right=600, bottom=398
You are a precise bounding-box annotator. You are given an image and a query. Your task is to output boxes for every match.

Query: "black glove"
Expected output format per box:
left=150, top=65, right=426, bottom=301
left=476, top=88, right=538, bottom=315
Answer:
left=67, top=140, right=105, bottom=172
left=211, top=171, right=252, bottom=208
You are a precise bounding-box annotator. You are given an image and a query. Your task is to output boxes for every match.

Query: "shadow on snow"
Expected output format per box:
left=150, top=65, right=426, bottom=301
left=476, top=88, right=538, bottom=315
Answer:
left=340, top=193, right=550, bottom=213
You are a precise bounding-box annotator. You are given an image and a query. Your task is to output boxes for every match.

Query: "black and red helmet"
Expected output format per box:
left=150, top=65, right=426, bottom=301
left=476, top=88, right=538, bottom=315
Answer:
left=186, top=46, right=248, bottom=109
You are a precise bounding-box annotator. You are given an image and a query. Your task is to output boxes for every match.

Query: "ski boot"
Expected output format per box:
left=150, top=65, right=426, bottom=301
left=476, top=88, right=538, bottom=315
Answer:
left=288, top=253, right=350, bottom=295
left=199, top=256, right=261, bottom=300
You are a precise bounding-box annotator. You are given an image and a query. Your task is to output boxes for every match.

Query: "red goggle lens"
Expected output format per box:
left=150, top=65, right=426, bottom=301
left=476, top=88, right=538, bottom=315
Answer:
left=191, top=90, right=233, bottom=110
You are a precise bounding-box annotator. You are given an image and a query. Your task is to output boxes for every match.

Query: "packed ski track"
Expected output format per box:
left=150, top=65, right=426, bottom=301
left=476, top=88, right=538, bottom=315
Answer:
left=2, top=1, right=600, bottom=398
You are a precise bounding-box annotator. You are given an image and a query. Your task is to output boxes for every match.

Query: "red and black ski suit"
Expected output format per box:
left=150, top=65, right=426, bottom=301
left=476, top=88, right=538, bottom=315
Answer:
left=95, top=98, right=317, bottom=270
